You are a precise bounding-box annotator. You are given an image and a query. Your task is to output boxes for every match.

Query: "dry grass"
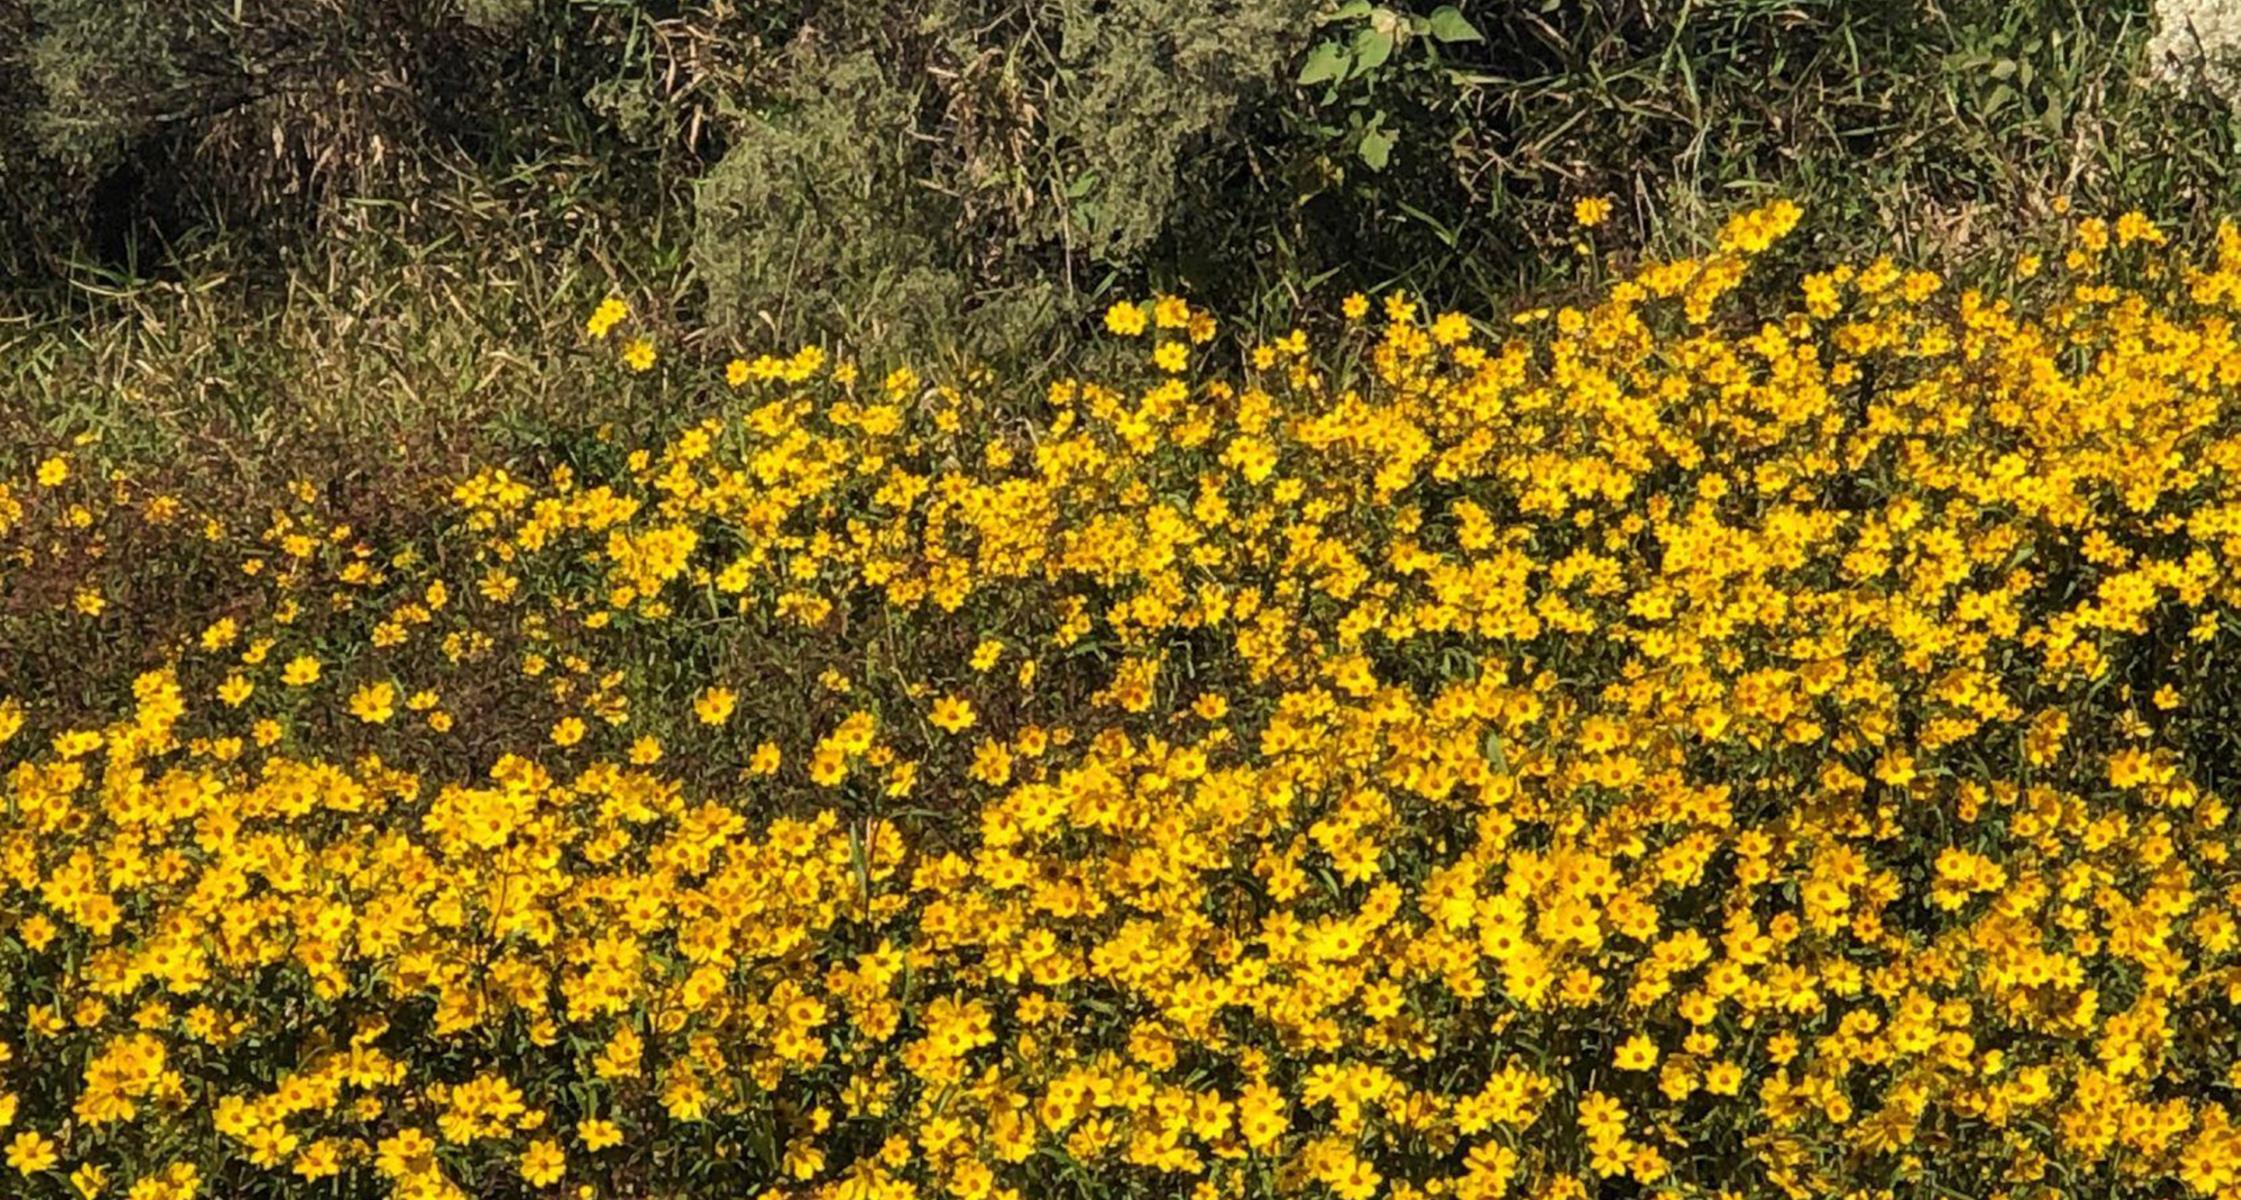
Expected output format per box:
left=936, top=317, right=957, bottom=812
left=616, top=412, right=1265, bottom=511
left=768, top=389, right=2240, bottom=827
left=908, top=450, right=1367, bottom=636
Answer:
left=0, top=165, right=697, bottom=495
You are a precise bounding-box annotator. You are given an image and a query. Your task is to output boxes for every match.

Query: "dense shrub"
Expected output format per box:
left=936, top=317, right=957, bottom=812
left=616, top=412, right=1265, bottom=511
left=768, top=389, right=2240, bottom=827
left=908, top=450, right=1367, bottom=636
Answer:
left=4, top=0, right=516, bottom=272
left=689, top=51, right=1051, bottom=360
left=689, top=0, right=1314, bottom=358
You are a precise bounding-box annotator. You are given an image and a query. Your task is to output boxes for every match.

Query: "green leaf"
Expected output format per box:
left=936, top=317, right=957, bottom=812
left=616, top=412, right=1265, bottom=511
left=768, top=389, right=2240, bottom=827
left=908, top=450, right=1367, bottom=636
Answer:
left=1358, top=126, right=1394, bottom=170
left=1482, top=727, right=1510, bottom=775
left=1321, top=0, right=1374, bottom=20
left=1425, top=5, right=1483, bottom=43
left=1298, top=41, right=1350, bottom=85
left=1396, top=200, right=1458, bottom=247
left=1350, top=28, right=1394, bottom=76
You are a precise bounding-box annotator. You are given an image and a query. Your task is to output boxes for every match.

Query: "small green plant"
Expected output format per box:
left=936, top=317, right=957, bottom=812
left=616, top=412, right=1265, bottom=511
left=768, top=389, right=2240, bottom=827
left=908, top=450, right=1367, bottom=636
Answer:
left=1294, top=2, right=1483, bottom=170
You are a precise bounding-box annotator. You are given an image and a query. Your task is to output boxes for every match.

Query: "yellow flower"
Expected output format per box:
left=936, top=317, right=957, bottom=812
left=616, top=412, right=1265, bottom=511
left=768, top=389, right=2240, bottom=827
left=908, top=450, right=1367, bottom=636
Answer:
left=375, top=1129, right=435, bottom=1179
left=35, top=456, right=68, bottom=488
left=200, top=617, right=239, bottom=651
left=929, top=695, right=976, bottom=734
left=1614, top=1034, right=1658, bottom=1071
left=52, top=729, right=101, bottom=758
left=622, top=338, right=656, bottom=372
left=521, top=1139, right=566, bottom=1187
left=1574, top=196, right=1613, bottom=228
left=578, top=1118, right=623, bottom=1152
left=292, top=1140, right=342, bottom=1181
left=694, top=687, right=737, bottom=726
left=585, top=297, right=628, bottom=339
left=551, top=717, right=586, bottom=747
left=1103, top=300, right=1148, bottom=337
left=749, top=742, right=782, bottom=775
left=809, top=743, right=848, bottom=787
left=6, top=1130, right=56, bottom=1174
left=2115, top=210, right=2164, bottom=246
left=280, top=655, right=321, bottom=687
left=969, top=739, right=1013, bottom=785
left=348, top=681, right=397, bottom=724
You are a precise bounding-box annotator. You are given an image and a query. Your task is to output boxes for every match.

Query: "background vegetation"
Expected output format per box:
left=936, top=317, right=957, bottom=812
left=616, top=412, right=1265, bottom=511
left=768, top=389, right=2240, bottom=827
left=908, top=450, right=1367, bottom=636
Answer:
left=4, top=0, right=2241, bottom=476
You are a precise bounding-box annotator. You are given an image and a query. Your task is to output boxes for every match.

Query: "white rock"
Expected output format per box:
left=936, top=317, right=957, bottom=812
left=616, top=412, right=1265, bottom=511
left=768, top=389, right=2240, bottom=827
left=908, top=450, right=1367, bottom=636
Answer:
left=2150, top=0, right=2241, bottom=102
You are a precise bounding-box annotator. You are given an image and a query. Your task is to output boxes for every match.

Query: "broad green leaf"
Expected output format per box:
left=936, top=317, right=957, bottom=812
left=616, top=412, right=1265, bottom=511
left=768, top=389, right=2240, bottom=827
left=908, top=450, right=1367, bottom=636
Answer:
left=1350, top=28, right=1394, bottom=76
left=1425, top=5, right=1483, bottom=43
left=1358, top=126, right=1394, bottom=170
left=1298, top=41, right=1350, bottom=85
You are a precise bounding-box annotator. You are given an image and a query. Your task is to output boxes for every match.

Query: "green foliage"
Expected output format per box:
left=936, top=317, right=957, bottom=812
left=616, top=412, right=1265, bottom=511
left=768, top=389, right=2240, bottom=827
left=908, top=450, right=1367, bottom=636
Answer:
left=1044, top=0, right=1316, bottom=260
left=17, top=0, right=177, bottom=171
left=0, top=0, right=769, bottom=279
left=692, top=52, right=1022, bottom=357
left=1284, top=0, right=2241, bottom=306
left=688, top=0, right=1314, bottom=359
left=1295, top=2, right=1482, bottom=172
left=5, top=0, right=2241, bottom=404
left=4, top=0, right=529, bottom=275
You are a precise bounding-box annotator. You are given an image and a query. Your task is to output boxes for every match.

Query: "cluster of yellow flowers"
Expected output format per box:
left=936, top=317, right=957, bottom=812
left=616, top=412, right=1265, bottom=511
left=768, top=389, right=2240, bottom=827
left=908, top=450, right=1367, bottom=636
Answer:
left=7, top=201, right=2241, bottom=1200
